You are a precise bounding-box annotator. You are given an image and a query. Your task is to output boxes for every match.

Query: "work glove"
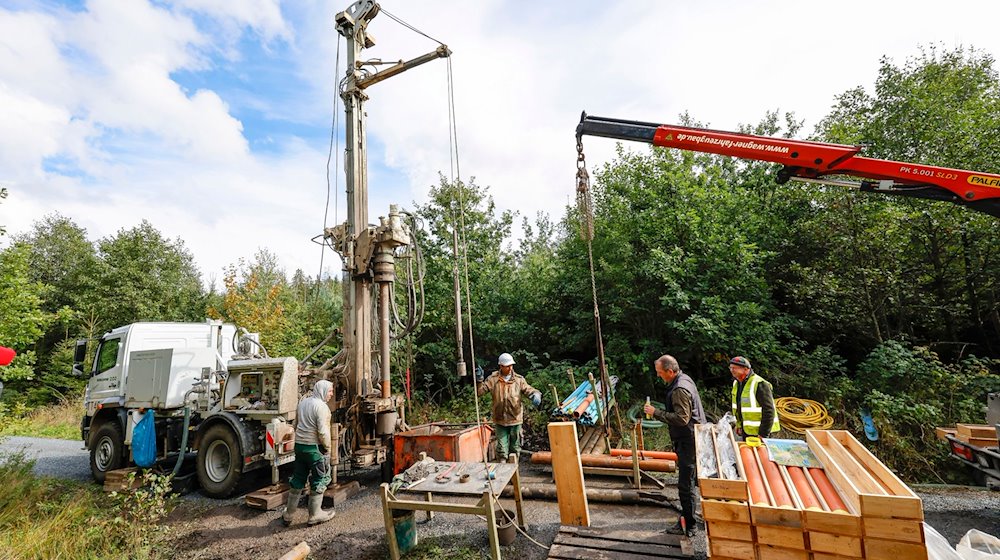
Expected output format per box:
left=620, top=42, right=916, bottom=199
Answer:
left=530, top=392, right=542, bottom=408
left=475, top=366, right=485, bottom=383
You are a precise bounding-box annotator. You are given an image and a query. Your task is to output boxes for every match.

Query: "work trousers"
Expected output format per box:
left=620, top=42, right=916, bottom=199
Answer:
left=290, top=443, right=331, bottom=495
left=674, top=435, right=697, bottom=529
left=495, top=423, right=522, bottom=460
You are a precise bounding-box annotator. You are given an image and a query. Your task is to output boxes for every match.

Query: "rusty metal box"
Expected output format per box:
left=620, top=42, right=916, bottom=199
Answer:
left=393, top=422, right=494, bottom=474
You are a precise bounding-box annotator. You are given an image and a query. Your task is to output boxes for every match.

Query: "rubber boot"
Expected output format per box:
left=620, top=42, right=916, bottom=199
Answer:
left=307, top=492, right=335, bottom=525
left=282, top=488, right=302, bottom=526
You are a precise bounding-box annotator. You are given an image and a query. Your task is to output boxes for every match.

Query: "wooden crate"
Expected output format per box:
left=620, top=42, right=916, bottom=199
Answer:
left=807, top=430, right=927, bottom=560
left=696, top=424, right=749, bottom=501
left=706, top=519, right=754, bottom=542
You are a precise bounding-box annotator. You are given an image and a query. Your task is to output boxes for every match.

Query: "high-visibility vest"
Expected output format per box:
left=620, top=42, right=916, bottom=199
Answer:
left=731, top=374, right=780, bottom=435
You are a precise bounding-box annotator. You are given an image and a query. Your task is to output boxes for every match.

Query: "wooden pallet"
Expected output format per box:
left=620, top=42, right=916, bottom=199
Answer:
left=104, top=467, right=142, bottom=492
left=547, top=525, right=693, bottom=560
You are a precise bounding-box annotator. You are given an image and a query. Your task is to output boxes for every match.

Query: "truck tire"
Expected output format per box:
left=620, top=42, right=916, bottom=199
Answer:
left=90, top=422, right=125, bottom=483
left=197, top=424, right=243, bottom=498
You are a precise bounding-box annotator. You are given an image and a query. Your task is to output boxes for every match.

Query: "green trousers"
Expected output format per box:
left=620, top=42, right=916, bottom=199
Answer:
left=495, top=424, right=522, bottom=460
left=290, top=443, right=331, bottom=495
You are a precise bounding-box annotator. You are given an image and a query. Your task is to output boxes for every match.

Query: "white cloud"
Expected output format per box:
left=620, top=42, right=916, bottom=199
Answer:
left=3, top=0, right=1000, bottom=289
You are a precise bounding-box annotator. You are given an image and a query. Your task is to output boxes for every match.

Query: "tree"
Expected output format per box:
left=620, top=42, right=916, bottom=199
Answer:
left=92, top=221, right=206, bottom=332
left=0, top=244, right=50, bottom=397
left=812, top=45, right=1000, bottom=359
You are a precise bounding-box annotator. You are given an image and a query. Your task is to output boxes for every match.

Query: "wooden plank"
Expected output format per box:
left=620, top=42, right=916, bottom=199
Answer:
left=934, top=427, right=957, bottom=441
left=756, top=545, right=810, bottom=560
left=750, top=504, right=802, bottom=528
left=960, top=436, right=1000, bottom=448
left=812, top=554, right=863, bottom=560
left=754, top=524, right=806, bottom=549
left=549, top=421, right=590, bottom=526
left=802, top=509, right=862, bottom=536
left=552, top=534, right=689, bottom=558
left=548, top=543, right=682, bottom=560
left=822, top=436, right=886, bottom=496
left=558, top=524, right=684, bottom=546
left=862, top=517, right=924, bottom=543
left=957, top=423, right=998, bottom=438
left=706, top=520, right=754, bottom=542
left=858, top=493, right=924, bottom=521
left=864, top=537, right=928, bottom=560
left=832, top=431, right=918, bottom=499
left=702, top=499, right=751, bottom=524
left=808, top=531, right=864, bottom=557
left=245, top=483, right=290, bottom=510
left=324, top=480, right=361, bottom=506
left=709, top=538, right=756, bottom=560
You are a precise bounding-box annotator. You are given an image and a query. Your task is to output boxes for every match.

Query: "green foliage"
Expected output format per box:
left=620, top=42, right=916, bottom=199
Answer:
left=92, top=220, right=206, bottom=331
left=0, top=451, right=174, bottom=559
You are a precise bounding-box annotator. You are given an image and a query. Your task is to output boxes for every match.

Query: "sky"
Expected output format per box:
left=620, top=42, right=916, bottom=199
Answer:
left=3, top=0, right=1000, bottom=286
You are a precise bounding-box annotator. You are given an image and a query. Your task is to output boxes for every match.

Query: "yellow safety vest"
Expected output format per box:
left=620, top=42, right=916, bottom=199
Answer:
left=731, top=374, right=780, bottom=435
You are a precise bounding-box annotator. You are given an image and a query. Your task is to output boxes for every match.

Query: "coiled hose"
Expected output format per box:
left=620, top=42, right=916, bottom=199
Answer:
left=775, top=397, right=834, bottom=434
left=626, top=400, right=666, bottom=429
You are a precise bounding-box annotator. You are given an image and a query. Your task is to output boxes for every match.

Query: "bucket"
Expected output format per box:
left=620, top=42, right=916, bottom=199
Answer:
left=392, top=509, right=417, bottom=553
left=494, top=508, right=516, bottom=546
left=377, top=411, right=399, bottom=435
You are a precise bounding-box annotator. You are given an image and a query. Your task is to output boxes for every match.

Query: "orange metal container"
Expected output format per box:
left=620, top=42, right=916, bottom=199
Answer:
left=393, top=423, right=494, bottom=475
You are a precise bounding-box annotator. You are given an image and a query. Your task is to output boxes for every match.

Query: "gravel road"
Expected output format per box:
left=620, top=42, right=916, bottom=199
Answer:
left=4, top=437, right=998, bottom=558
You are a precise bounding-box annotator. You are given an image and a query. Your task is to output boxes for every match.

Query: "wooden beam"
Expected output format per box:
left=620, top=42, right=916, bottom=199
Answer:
left=548, top=421, right=590, bottom=526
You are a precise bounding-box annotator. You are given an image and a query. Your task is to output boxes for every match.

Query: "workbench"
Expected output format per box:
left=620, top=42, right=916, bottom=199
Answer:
left=380, top=460, right=525, bottom=559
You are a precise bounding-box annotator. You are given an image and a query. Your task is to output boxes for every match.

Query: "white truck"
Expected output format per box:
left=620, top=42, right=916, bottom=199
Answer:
left=77, top=320, right=300, bottom=497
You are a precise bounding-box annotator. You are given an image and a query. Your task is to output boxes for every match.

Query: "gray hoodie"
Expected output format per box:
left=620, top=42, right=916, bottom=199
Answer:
left=295, top=380, right=333, bottom=450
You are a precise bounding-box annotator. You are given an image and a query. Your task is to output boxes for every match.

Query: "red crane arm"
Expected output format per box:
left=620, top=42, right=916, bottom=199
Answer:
left=577, top=114, right=1000, bottom=217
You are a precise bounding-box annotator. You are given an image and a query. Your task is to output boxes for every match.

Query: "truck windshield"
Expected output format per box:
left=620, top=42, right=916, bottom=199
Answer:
left=94, top=339, right=121, bottom=375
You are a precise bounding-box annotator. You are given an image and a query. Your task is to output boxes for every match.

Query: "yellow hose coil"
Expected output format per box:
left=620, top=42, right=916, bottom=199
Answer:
left=775, top=397, right=834, bottom=434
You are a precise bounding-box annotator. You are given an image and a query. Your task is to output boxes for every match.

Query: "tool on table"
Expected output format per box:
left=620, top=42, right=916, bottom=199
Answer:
left=459, top=473, right=470, bottom=483
left=404, top=476, right=427, bottom=490
left=435, top=463, right=459, bottom=483
left=485, top=464, right=498, bottom=480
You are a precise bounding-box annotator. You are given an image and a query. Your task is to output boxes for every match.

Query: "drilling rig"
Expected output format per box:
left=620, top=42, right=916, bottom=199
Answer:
left=319, top=0, right=450, bottom=479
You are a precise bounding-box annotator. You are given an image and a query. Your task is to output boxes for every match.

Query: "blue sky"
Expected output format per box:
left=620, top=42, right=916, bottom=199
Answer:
left=3, top=0, right=1000, bottom=284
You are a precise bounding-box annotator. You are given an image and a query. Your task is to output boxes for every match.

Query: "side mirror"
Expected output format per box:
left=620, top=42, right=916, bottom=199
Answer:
left=73, top=340, right=88, bottom=376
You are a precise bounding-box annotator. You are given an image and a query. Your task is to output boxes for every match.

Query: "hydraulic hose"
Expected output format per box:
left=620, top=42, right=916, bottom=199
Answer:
left=775, top=397, right=834, bottom=434
left=171, top=406, right=191, bottom=477
left=626, top=400, right=665, bottom=429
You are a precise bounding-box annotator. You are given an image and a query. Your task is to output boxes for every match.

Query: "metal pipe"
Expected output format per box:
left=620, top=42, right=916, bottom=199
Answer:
left=609, top=448, right=678, bottom=461
left=529, top=451, right=675, bottom=472
left=379, top=281, right=391, bottom=397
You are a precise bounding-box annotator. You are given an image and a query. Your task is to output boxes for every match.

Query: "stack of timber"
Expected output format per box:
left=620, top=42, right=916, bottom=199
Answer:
left=695, top=426, right=929, bottom=560
left=104, top=467, right=142, bottom=492
left=579, top=425, right=607, bottom=455
left=937, top=424, right=999, bottom=448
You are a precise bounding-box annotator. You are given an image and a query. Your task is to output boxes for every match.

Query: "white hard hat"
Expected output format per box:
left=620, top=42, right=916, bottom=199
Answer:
left=498, top=353, right=515, bottom=366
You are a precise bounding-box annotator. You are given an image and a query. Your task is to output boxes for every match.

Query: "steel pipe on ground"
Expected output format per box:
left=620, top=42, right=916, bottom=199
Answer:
left=609, top=448, right=678, bottom=461
left=530, top=451, right=675, bottom=472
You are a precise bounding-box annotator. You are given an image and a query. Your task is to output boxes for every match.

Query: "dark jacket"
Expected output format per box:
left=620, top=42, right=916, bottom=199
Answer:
left=655, top=371, right=706, bottom=440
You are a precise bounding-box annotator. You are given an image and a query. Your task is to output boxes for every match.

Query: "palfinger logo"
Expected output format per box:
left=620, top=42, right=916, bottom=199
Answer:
left=968, top=175, right=1000, bottom=189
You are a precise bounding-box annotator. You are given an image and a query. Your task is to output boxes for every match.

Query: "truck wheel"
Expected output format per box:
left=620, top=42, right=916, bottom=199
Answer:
left=197, top=424, right=243, bottom=498
left=90, top=422, right=125, bottom=483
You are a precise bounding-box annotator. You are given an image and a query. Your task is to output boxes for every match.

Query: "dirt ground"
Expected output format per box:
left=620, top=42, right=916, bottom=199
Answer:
left=164, top=462, right=1000, bottom=560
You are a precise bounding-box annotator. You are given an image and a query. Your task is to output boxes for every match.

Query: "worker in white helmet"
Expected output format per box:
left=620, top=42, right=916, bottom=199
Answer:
left=476, top=353, right=542, bottom=461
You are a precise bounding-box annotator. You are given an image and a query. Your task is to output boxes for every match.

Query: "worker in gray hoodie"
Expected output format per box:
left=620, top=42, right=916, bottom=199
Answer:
left=283, top=379, right=336, bottom=526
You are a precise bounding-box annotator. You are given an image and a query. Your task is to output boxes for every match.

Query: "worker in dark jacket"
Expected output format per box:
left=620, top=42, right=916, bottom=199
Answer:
left=644, top=354, right=706, bottom=537
left=729, top=356, right=780, bottom=439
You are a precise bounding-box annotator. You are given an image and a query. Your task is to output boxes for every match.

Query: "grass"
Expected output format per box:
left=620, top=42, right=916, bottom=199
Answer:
left=0, top=398, right=82, bottom=440
left=0, top=448, right=176, bottom=559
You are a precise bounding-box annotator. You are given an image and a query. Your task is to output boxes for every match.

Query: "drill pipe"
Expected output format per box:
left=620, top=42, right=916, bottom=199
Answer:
left=530, top=451, right=675, bottom=472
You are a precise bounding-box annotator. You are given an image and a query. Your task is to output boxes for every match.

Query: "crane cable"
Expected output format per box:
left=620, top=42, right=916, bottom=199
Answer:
left=575, top=140, right=627, bottom=443
left=775, top=397, right=834, bottom=434
left=383, top=9, right=549, bottom=550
